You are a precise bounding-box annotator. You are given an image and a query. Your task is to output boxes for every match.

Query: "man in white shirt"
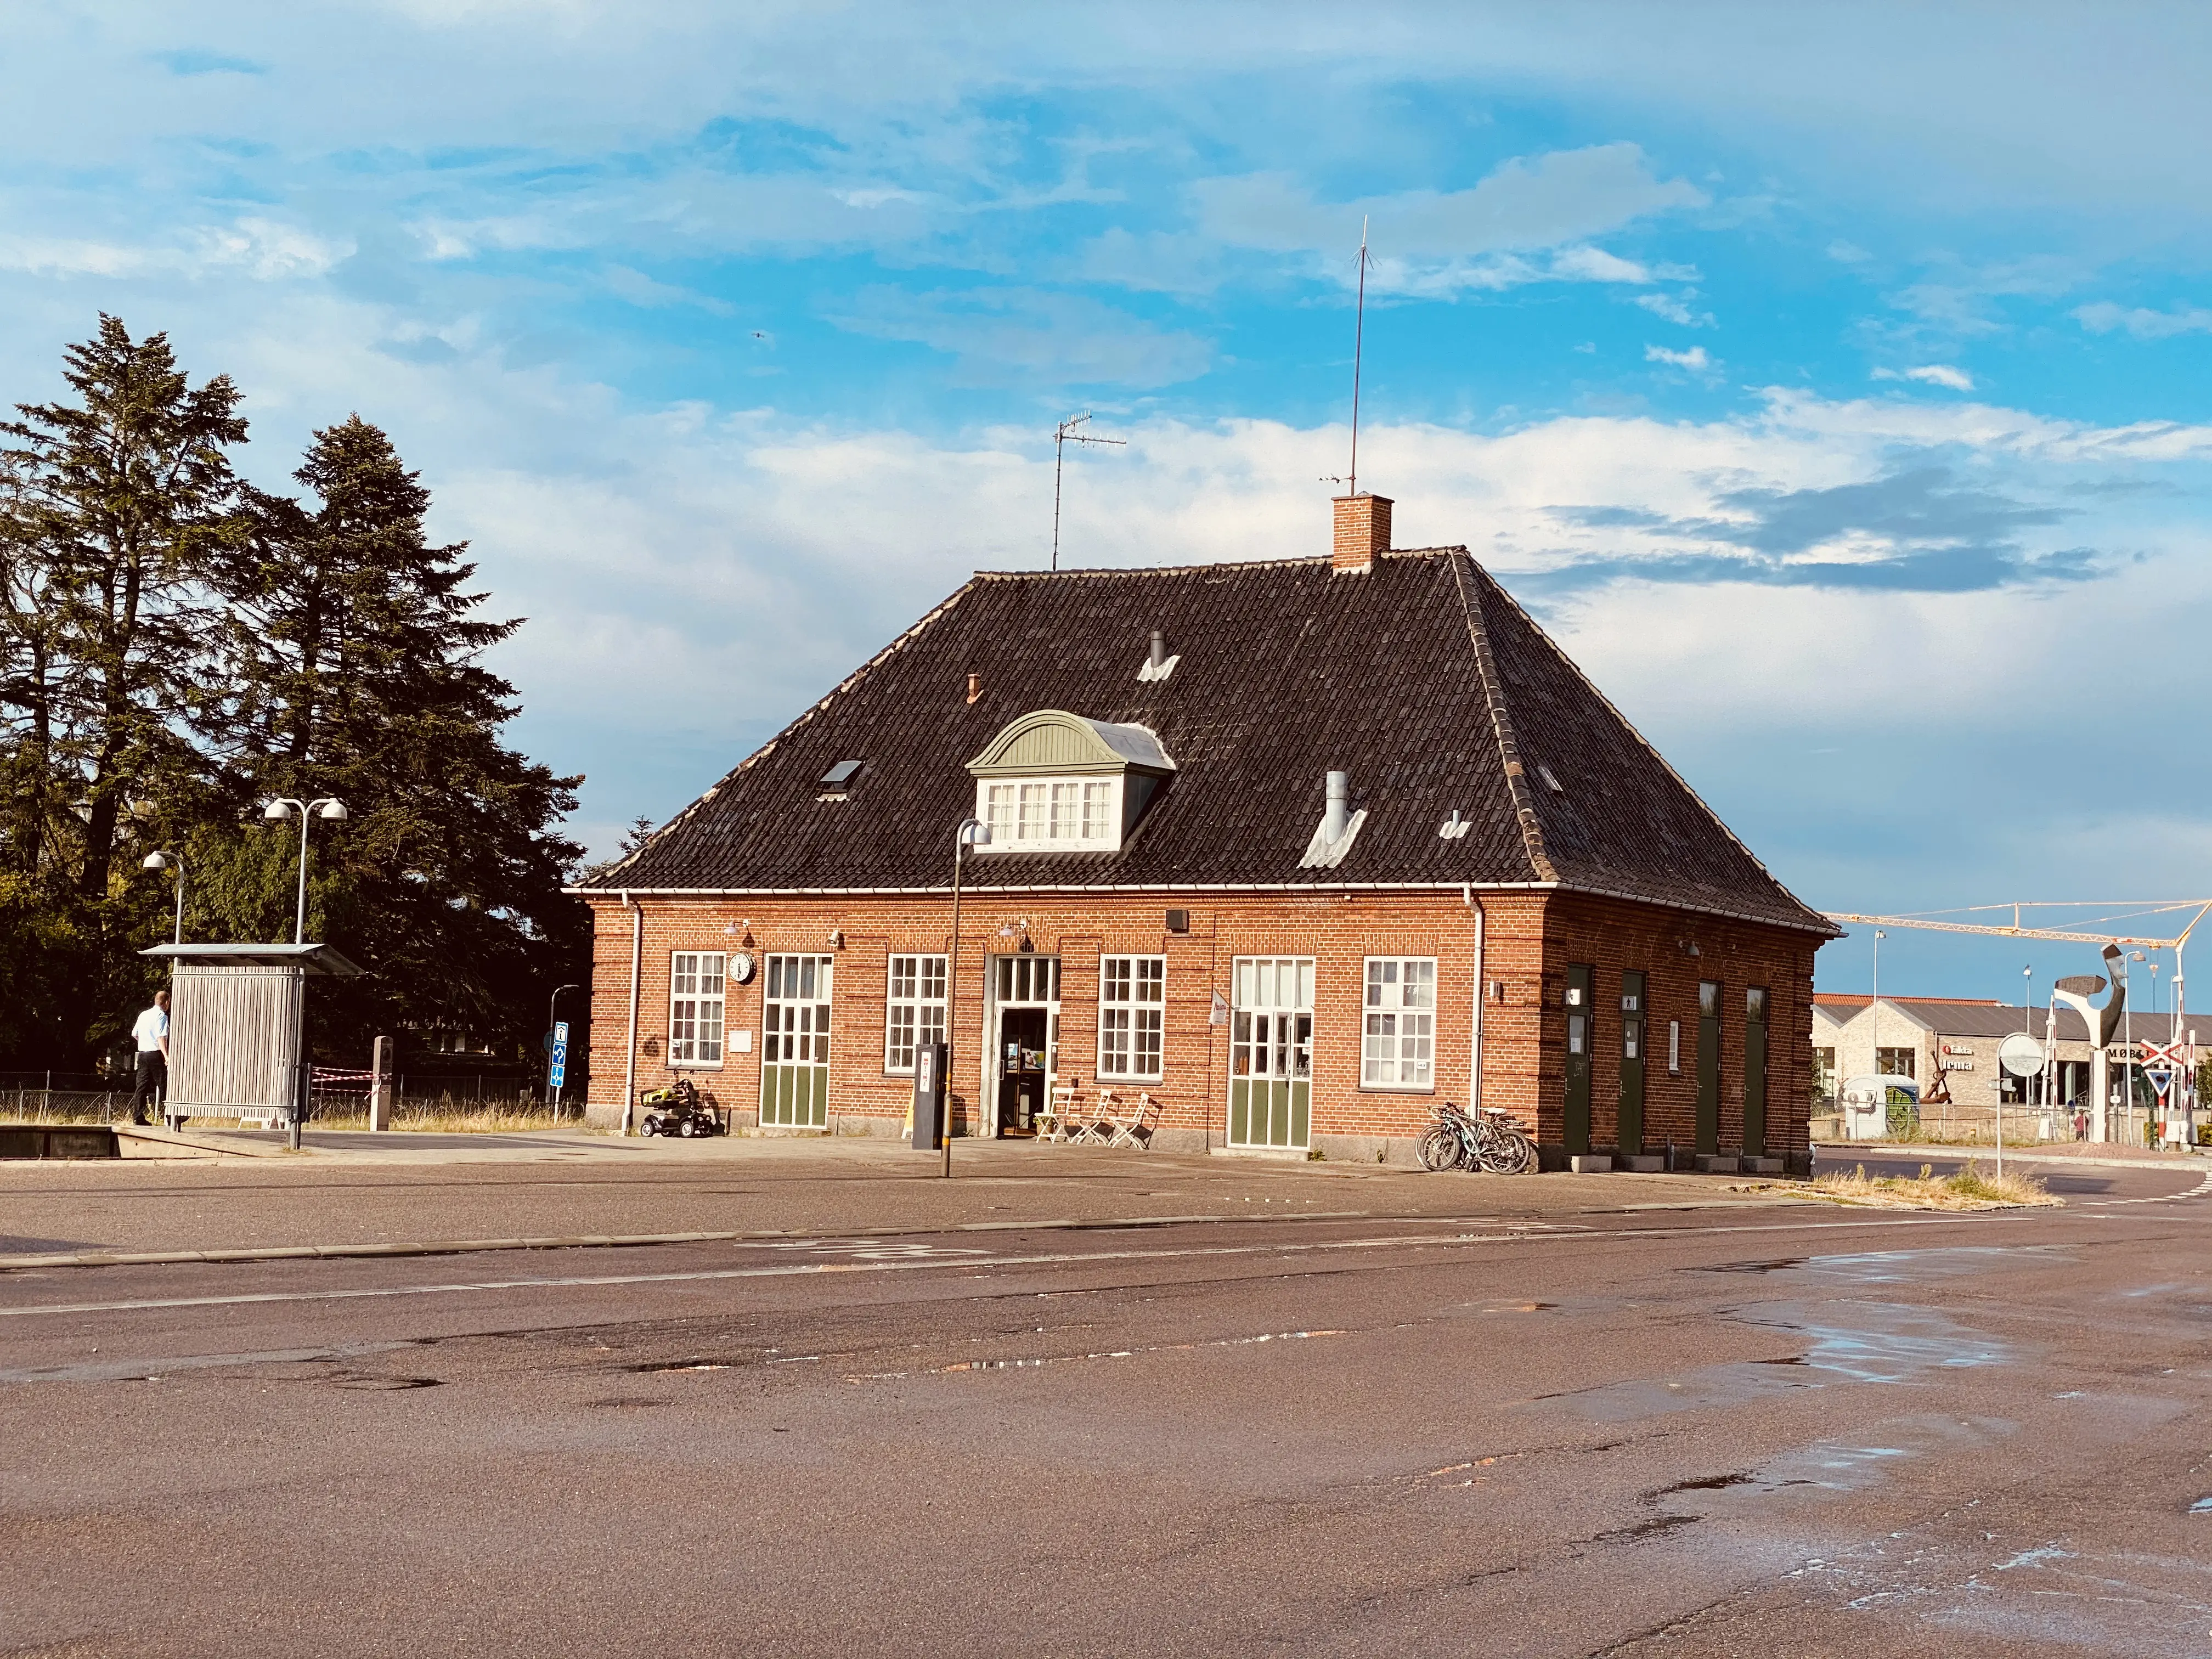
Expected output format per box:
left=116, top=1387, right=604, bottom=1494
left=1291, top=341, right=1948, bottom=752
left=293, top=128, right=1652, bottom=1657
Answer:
left=127, top=990, right=170, bottom=1127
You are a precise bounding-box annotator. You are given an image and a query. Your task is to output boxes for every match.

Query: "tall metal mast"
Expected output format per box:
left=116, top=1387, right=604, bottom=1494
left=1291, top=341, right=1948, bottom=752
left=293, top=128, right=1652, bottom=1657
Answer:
left=1051, top=413, right=1124, bottom=571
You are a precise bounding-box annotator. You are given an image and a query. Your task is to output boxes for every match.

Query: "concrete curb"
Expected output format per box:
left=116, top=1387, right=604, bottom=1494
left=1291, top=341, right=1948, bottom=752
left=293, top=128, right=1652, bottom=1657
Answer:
left=117, top=1124, right=291, bottom=1160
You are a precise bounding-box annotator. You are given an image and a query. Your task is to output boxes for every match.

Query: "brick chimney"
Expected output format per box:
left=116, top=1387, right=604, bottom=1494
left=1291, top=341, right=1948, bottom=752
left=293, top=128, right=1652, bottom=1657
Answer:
left=1331, top=493, right=1392, bottom=573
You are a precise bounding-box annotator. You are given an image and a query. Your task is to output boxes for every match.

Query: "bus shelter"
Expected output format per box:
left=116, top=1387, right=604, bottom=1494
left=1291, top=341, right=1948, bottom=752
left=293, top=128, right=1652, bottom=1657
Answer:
left=141, top=943, right=364, bottom=1128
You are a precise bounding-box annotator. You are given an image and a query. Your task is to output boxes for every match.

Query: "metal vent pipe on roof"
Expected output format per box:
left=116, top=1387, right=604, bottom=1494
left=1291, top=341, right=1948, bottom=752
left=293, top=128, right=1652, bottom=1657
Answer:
left=1149, top=629, right=1167, bottom=669
left=1324, top=770, right=1350, bottom=844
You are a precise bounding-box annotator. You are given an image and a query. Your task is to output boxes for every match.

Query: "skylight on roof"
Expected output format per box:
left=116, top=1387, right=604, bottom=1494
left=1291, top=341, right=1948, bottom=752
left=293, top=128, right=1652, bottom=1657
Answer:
left=820, top=760, right=863, bottom=789
left=1538, top=764, right=1564, bottom=794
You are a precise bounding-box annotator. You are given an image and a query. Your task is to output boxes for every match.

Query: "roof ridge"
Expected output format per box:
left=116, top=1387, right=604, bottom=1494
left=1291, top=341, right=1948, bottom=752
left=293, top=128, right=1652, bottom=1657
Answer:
left=1446, top=550, right=1554, bottom=883
left=1467, top=561, right=1833, bottom=934
left=585, top=574, right=984, bottom=887
left=969, top=546, right=1469, bottom=582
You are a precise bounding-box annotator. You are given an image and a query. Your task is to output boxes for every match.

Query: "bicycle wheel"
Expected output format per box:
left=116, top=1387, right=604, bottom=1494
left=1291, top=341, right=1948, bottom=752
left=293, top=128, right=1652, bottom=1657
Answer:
left=1497, top=1130, right=1537, bottom=1175
left=1418, top=1125, right=1462, bottom=1172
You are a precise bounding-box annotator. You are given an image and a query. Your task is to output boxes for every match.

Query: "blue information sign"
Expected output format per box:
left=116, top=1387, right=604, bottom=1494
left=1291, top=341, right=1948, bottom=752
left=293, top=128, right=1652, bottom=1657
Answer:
left=548, top=1020, right=570, bottom=1091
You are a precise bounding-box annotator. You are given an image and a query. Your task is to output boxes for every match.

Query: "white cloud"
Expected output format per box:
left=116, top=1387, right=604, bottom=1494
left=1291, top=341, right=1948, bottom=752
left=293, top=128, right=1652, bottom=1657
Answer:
left=1644, top=343, right=1713, bottom=371
left=828, top=286, right=1210, bottom=387
left=1190, top=144, right=1704, bottom=295
left=0, top=217, right=346, bottom=281
left=1632, top=290, right=1713, bottom=327
left=1871, top=363, right=1974, bottom=390
left=2074, top=301, right=2212, bottom=338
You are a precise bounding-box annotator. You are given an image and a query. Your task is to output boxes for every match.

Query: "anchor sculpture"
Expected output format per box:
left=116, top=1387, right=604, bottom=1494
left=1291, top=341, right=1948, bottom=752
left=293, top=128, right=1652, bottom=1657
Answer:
left=2050, top=944, right=2128, bottom=1139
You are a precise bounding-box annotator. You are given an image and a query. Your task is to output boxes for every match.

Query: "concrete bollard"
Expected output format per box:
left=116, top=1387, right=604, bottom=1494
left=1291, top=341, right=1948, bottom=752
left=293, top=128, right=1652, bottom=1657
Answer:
left=368, top=1035, right=393, bottom=1132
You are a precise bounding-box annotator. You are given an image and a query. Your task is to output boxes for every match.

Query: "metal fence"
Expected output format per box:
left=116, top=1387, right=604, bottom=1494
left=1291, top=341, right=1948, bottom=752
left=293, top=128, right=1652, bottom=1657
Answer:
left=1, top=1069, right=560, bottom=1126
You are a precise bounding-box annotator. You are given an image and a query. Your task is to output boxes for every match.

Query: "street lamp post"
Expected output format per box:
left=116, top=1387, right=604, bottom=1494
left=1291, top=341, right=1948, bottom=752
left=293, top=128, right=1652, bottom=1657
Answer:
left=142, top=851, right=185, bottom=945
left=263, top=798, right=348, bottom=944
left=548, top=982, right=581, bottom=1114
left=1871, top=927, right=1886, bottom=1100
left=2126, top=950, right=2146, bottom=1145
left=944, top=817, right=991, bottom=1177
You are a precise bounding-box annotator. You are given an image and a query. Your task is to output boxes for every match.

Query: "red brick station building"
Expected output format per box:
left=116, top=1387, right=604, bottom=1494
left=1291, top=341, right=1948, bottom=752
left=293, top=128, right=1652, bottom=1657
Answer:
left=577, top=495, right=1837, bottom=1173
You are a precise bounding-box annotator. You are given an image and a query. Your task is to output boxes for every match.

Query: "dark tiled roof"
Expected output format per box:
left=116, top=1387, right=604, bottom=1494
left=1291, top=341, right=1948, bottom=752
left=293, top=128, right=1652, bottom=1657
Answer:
left=582, top=549, right=1833, bottom=932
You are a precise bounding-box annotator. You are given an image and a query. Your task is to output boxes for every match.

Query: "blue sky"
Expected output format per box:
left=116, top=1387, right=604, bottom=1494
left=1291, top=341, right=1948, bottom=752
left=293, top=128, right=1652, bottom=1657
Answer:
left=9, top=4, right=2212, bottom=1006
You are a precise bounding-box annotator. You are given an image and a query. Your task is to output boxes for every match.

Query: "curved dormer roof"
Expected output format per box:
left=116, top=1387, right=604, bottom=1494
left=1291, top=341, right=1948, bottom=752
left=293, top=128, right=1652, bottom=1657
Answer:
left=967, top=710, right=1175, bottom=777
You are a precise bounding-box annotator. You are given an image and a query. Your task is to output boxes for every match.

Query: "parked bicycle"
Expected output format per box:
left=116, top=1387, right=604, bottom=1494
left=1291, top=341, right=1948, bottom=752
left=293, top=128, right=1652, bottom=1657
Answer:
left=1419, top=1100, right=1537, bottom=1175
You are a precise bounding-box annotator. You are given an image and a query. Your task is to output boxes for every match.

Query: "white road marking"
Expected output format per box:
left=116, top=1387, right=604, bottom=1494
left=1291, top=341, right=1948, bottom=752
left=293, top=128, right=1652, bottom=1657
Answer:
left=0, top=1210, right=2152, bottom=1322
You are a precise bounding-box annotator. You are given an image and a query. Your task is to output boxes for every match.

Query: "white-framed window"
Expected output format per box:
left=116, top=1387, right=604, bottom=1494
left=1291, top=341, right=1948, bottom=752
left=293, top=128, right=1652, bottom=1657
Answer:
left=669, top=951, right=726, bottom=1066
left=974, top=776, right=1122, bottom=852
left=1098, top=955, right=1165, bottom=1079
left=884, top=953, right=948, bottom=1074
left=1362, top=957, right=1436, bottom=1089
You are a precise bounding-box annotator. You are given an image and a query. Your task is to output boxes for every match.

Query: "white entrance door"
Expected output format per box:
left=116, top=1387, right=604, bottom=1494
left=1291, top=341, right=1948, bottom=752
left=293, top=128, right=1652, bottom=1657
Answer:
left=1228, top=957, right=1314, bottom=1149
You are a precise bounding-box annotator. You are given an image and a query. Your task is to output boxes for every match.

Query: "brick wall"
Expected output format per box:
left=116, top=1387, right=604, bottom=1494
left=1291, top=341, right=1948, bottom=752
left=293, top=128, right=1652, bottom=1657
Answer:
left=1541, top=893, right=1820, bottom=1169
left=583, top=887, right=1822, bottom=1167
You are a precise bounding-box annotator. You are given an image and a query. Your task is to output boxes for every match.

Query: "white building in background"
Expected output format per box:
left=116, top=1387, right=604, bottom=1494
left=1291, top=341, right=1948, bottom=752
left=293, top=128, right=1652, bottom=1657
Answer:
left=1812, top=993, right=2199, bottom=1144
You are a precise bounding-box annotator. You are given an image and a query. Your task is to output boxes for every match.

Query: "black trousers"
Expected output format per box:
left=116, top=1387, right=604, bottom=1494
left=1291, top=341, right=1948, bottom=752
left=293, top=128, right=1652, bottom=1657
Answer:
left=128, top=1051, right=166, bottom=1122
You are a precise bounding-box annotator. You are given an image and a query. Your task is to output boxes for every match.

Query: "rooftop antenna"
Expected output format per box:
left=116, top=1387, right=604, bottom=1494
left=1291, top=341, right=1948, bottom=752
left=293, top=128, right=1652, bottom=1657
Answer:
left=1350, top=215, right=1369, bottom=497
left=1051, top=412, right=1125, bottom=571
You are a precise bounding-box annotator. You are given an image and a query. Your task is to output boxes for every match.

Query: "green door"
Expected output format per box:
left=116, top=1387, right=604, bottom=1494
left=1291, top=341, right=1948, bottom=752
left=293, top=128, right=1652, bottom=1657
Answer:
left=1743, top=986, right=1769, bottom=1158
left=1228, top=957, right=1313, bottom=1149
left=1696, top=979, right=1720, bottom=1154
left=1564, top=964, right=1593, bottom=1156
left=1618, top=970, right=1647, bottom=1156
left=761, top=954, right=832, bottom=1128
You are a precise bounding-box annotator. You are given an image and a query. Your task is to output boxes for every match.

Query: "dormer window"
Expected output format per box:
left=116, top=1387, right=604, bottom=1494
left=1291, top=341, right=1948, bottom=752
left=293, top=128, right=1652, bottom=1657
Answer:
left=967, top=710, right=1174, bottom=855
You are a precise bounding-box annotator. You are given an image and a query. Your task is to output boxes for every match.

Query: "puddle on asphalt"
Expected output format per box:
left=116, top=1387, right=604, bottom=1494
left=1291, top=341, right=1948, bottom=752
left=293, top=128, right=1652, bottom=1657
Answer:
left=1700, top=1246, right=2073, bottom=1285
left=2190, top=1496, right=2212, bottom=1514
left=1641, top=1416, right=2015, bottom=1527
left=1531, top=1301, right=2012, bottom=1422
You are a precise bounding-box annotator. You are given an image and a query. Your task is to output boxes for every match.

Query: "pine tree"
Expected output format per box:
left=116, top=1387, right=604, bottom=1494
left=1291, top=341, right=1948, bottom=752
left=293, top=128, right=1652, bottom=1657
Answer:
left=215, top=416, right=587, bottom=1063
left=0, top=317, right=247, bottom=1064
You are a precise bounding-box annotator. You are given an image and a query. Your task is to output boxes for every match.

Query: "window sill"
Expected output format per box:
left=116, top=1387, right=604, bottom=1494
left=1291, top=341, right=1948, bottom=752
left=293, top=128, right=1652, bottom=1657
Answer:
left=1096, top=1075, right=1164, bottom=1086
left=1357, top=1082, right=1436, bottom=1094
left=669, top=1061, right=726, bottom=1071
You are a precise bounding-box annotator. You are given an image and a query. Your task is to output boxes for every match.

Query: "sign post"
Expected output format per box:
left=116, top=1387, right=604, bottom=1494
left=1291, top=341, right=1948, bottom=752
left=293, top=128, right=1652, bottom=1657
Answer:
left=548, top=1021, right=569, bottom=1117
left=1997, top=1031, right=2044, bottom=1181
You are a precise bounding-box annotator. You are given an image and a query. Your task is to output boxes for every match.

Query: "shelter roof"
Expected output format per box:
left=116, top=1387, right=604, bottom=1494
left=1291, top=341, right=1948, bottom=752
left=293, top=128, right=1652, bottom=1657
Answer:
left=142, top=943, right=366, bottom=978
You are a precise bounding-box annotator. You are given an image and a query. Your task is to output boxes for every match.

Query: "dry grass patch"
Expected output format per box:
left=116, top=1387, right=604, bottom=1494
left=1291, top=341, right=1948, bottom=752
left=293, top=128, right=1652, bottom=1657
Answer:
left=288, top=1107, right=602, bottom=1135
left=1802, top=1160, right=2061, bottom=1210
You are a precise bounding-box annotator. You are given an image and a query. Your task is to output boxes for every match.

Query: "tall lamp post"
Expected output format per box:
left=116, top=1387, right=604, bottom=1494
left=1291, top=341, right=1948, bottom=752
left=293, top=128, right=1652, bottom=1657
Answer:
left=2126, top=949, right=2146, bottom=1145
left=944, top=816, right=991, bottom=1177
left=1870, top=928, right=1886, bottom=1097
left=142, top=851, right=185, bottom=944
left=548, top=982, right=581, bottom=1114
left=264, top=797, right=347, bottom=1151
left=263, top=798, right=348, bottom=944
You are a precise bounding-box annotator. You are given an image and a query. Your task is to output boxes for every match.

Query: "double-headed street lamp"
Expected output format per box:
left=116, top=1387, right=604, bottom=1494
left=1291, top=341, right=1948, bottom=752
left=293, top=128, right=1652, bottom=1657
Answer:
left=263, top=797, right=348, bottom=944
left=942, top=816, right=991, bottom=1177
left=142, top=851, right=186, bottom=945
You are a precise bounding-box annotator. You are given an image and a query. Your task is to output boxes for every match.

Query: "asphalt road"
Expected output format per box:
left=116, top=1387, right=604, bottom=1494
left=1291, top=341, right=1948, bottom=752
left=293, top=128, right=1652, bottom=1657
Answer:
left=4, top=1164, right=2210, bottom=1657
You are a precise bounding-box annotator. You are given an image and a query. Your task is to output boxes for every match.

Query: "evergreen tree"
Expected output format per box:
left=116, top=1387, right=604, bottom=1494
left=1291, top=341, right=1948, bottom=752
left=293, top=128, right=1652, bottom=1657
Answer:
left=0, top=318, right=247, bottom=1064
left=215, top=416, right=587, bottom=1064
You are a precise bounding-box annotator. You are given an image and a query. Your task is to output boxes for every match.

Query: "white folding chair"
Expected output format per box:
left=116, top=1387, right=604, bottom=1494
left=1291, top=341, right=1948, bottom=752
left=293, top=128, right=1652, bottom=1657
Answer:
left=1040, top=1084, right=1079, bottom=1143
left=1105, top=1091, right=1157, bottom=1150
left=1070, top=1090, right=1118, bottom=1145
